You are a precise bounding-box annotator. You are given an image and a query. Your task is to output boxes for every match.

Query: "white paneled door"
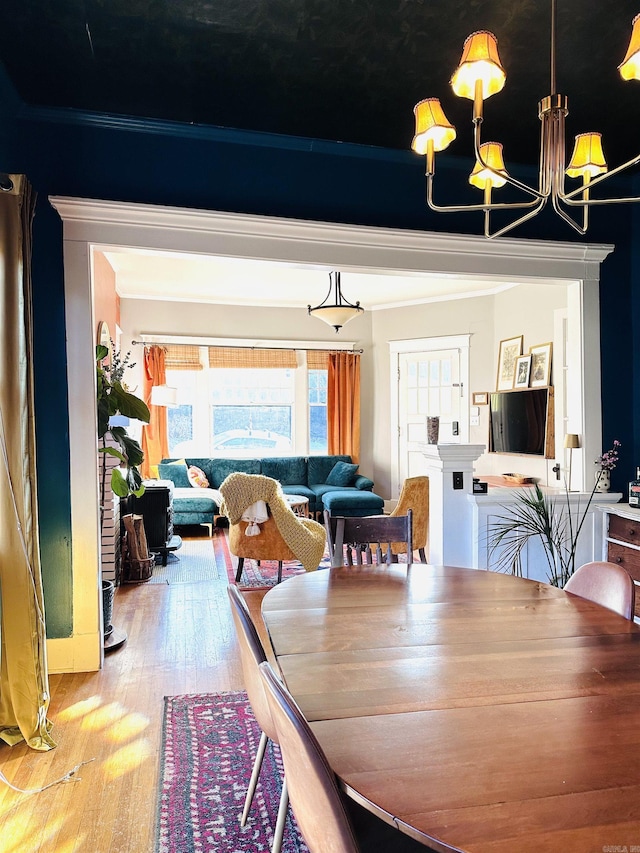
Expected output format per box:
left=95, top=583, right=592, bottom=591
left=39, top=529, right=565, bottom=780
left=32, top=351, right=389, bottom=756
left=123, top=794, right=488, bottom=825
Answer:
left=396, top=340, right=468, bottom=489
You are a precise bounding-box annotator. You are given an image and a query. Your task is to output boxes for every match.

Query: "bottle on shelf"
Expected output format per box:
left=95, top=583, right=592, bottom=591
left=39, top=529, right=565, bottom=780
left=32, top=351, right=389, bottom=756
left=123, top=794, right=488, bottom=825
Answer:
left=629, top=467, right=640, bottom=508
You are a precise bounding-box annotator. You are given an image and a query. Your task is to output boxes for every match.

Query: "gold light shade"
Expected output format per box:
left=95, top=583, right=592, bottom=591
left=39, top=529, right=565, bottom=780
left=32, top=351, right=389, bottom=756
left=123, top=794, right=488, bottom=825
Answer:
left=451, top=31, right=506, bottom=101
left=411, top=99, right=456, bottom=154
left=619, top=13, right=640, bottom=80
left=469, top=142, right=508, bottom=189
left=566, top=132, right=608, bottom=179
left=563, top=433, right=580, bottom=449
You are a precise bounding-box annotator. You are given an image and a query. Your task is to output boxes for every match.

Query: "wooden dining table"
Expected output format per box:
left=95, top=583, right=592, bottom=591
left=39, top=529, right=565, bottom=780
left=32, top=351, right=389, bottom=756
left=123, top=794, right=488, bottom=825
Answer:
left=261, top=563, right=640, bottom=853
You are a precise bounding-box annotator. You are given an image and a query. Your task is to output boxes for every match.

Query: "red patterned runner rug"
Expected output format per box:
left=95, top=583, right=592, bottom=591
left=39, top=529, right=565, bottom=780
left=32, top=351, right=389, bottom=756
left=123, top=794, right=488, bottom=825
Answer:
left=212, top=527, right=326, bottom=590
left=156, top=691, right=308, bottom=853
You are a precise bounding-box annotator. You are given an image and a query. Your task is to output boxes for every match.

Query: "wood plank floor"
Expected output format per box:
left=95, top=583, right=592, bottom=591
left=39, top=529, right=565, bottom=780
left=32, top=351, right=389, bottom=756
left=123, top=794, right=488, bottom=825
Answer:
left=0, top=548, right=269, bottom=853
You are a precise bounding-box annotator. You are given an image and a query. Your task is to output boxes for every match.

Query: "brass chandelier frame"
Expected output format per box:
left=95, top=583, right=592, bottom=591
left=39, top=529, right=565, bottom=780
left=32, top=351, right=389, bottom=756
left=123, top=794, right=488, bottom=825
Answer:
left=413, top=0, right=640, bottom=239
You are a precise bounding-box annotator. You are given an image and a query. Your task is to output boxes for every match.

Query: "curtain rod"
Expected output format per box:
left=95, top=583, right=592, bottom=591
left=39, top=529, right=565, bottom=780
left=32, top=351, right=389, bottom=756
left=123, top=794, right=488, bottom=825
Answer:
left=131, top=338, right=363, bottom=354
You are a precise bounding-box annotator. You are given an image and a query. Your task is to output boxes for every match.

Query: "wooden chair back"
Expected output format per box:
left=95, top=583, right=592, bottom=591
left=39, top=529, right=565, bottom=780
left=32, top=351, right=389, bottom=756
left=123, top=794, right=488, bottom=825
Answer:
left=259, top=661, right=360, bottom=853
left=564, top=561, right=636, bottom=620
left=324, top=509, right=413, bottom=568
left=226, top=584, right=278, bottom=742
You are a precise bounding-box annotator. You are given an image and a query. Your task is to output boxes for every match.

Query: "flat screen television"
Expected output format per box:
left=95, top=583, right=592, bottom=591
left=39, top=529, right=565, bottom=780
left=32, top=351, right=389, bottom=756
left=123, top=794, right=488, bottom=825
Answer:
left=489, top=388, right=550, bottom=456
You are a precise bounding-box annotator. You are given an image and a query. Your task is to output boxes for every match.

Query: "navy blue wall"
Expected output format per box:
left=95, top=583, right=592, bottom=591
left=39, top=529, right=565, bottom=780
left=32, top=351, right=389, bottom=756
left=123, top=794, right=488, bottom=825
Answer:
left=0, top=83, right=637, bottom=635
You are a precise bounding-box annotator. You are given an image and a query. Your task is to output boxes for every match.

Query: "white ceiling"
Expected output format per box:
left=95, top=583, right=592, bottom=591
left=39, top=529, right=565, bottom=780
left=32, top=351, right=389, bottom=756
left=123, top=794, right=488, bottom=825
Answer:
left=102, top=247, right=518, bottom=309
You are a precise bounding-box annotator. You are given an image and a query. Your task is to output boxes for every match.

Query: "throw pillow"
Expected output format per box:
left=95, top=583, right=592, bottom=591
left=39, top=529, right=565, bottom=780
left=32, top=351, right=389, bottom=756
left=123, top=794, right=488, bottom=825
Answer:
left=188, top=464, right=210, bottom=489
left=157, top=459, right=191, bottom=488
left=325, top=461, right=359, bottom=487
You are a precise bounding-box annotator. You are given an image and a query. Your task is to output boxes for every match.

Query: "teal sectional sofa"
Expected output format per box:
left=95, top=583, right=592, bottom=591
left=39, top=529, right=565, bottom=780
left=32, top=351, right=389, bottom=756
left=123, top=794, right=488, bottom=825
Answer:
left=157, top=454, right=381, bottom=526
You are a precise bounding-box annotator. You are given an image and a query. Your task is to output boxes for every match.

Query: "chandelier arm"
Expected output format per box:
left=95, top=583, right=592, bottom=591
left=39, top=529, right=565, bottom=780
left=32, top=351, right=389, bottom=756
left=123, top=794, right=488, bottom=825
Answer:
left=426, top=174, right=541, bottom=214
left=551, top=194, right=587, bottom=235
left=473, top=120, right=546, bottom=200
left=312, top=280, right=335, bottom=310
left=483, top=198, right=548, bottom=239
left=561, top=153, right=640, bottom=201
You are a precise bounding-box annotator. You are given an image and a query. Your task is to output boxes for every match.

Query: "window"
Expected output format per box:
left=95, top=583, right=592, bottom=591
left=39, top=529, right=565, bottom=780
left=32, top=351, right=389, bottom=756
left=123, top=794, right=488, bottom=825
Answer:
left=309, top=369, right=327, bottom=452
left=166, top=352, right=327, bottom=457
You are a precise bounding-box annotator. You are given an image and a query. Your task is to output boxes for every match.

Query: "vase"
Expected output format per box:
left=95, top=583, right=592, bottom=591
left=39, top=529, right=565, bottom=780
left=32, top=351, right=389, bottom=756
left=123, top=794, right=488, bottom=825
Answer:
left=426, top=416, right=440, bottom=444
left=102, top=579, right=115, bottom=639
left=594, top=469, right=610, bottom=493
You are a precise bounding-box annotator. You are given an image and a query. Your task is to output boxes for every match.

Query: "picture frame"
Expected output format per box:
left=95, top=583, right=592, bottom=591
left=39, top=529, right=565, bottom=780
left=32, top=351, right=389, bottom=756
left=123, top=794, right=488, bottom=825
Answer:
left=529, top=342, right=553, bottom=387
left=496, top=335, right=523, bottom=391
left=514, top=354, right=532, bottom=388
left=472, top=391, right=488, bottom=405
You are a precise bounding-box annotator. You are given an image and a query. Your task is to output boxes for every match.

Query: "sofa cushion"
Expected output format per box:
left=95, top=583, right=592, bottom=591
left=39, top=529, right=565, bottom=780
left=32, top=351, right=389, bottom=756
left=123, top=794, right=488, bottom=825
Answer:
left=307, top=454, right=351, bottom=486
left=326, top=461, right=359, bottom=486
left=261, top=456, right=307, bottom=486
left=208, top=457, right=261, bottom=488
left=353, top=474, right=375, bottom=491
left=172, top=487, right=220, bottom=512
left=187, top=464, right=210, bottom=488
left=323, top=489, right=384, bottom=516
left=280, top=484, right=316, bottom=506
left=158, top=460, right=191, bottom=488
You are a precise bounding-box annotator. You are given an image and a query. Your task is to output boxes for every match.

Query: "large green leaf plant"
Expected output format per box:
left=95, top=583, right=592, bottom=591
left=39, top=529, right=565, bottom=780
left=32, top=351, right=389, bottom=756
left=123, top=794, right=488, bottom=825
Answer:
left=96, top=344, right=150, bottom=511
left=487, top=441, right=620, bottom=587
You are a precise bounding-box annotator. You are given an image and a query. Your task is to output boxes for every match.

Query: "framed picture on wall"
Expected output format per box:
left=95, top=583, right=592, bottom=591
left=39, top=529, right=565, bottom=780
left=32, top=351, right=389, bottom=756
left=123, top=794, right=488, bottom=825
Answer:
left=529, top=342, right=553, bottom=387
left=496, top=335, right=523, bottom=391
left=472, top=392, right=488, bottom=405
left=514, top=354, right=532, bottom=388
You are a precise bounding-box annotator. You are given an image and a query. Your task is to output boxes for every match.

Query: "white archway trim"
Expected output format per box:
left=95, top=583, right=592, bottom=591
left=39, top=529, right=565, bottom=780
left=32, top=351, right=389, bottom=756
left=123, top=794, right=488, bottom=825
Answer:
left=48, top=197, right=613, bottom=672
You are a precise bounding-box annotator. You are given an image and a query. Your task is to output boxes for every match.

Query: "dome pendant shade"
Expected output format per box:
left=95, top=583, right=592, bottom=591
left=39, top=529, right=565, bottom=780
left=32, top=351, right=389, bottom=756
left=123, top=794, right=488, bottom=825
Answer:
left=308, top=272, right=364, bottom=333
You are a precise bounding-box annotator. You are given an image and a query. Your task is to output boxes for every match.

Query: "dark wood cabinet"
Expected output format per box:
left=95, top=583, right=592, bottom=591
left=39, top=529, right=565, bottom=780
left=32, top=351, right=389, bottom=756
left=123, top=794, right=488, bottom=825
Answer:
left=605, top=507, right=640, bottom=619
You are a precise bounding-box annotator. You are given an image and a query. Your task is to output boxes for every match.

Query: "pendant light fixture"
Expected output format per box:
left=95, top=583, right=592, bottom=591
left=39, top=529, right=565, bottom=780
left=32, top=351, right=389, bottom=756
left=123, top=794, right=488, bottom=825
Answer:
left=308, top=271, right=364, bottom=333
left=411, top=0, right=640, bottom=238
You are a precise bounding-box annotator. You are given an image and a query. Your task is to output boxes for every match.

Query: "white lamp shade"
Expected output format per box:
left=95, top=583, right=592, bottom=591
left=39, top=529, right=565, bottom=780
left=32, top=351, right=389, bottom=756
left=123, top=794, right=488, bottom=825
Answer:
left=150, top=384, right=178, bottom=407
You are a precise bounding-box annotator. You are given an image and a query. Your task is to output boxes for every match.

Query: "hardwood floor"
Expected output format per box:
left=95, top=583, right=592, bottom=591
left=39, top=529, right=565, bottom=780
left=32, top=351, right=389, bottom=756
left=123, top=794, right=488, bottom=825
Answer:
left=0, top=549, right=269, bottom=853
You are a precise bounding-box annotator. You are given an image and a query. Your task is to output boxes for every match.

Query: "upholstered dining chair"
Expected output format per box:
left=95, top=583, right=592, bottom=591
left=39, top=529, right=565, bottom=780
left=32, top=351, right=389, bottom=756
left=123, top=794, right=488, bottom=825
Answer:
left=390, top=476, right=429, bottom=562
left=324, top=510, right=413, bottom=568
left=564, top=561, right=636, bottom=620
left=226, top=585, right=289, bottom=853
left=259, top=661, right=433, bottom=853
left=220, top=472, right=326, bottom=584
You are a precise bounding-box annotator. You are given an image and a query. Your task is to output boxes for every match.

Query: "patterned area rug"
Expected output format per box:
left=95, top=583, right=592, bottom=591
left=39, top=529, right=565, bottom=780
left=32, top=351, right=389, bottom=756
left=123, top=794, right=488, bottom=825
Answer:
left=148, top=537, right=223, bottom=585
left=156, top=691, right=309, bottom=853
left=214, top=528, right=330, bottom=590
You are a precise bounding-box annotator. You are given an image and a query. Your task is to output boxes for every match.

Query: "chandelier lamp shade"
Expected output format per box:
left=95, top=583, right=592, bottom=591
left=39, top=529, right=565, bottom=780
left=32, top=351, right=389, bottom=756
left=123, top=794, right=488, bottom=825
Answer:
left=308, top=271, right=364, bottom=333
left=411, top=0, right=640, bottom=239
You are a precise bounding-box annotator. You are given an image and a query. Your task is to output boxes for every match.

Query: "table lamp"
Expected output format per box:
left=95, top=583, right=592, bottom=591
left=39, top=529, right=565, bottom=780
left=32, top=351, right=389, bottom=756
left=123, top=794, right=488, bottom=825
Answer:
left=564, top=433, right=581, bottom=491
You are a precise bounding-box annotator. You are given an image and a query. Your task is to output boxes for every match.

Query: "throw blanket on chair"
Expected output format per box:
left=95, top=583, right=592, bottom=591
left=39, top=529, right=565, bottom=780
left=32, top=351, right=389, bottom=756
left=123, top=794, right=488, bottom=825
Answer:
left=219, top=472, right=326, bottom=572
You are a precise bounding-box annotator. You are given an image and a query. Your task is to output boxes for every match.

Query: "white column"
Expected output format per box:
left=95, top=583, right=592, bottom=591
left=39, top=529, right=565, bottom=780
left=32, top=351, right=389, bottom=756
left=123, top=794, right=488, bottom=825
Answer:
left=419, top=443, right=485, bottom=567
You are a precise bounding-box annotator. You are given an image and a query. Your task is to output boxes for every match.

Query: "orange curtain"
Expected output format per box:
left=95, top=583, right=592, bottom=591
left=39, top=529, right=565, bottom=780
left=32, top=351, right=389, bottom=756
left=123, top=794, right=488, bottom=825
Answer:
left=327, top=352, right=361, bottom=463
left=141, top=346, right=169, bottom=478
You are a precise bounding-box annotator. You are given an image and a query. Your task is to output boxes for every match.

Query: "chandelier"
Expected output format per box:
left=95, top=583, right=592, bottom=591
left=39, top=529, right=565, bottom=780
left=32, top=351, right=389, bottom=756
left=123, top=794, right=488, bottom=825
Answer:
left=308, top=271, right=363, bottom=333
left=411, top=0, right=640, bottom=238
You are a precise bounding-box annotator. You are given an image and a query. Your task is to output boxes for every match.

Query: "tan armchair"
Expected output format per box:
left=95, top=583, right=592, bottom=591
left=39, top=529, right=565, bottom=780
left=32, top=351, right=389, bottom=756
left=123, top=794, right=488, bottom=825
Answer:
left=219, top=472, right=326, bottom=584
left=390, top=476, right=429, bottom=561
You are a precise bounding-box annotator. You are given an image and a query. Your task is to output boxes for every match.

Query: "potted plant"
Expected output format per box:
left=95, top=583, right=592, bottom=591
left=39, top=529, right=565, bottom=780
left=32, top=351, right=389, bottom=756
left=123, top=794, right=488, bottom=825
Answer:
left=487, top=441, right=620, bottom=587
left=97, top=343, right=150, bottom=639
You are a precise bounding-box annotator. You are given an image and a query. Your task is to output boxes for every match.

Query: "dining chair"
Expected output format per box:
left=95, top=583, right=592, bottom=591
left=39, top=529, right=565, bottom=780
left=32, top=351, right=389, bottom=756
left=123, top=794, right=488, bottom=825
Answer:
left=389, top=476, right=429, bottom=562
left=226, top=585, right=289, bottom=853
left=324, top=509, right=413, bottom=568
left=564, top=560, right=636, bottom=620
left=220, top=472, right=326, bottom=584
left=259, top=661, right=434, bottom=853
